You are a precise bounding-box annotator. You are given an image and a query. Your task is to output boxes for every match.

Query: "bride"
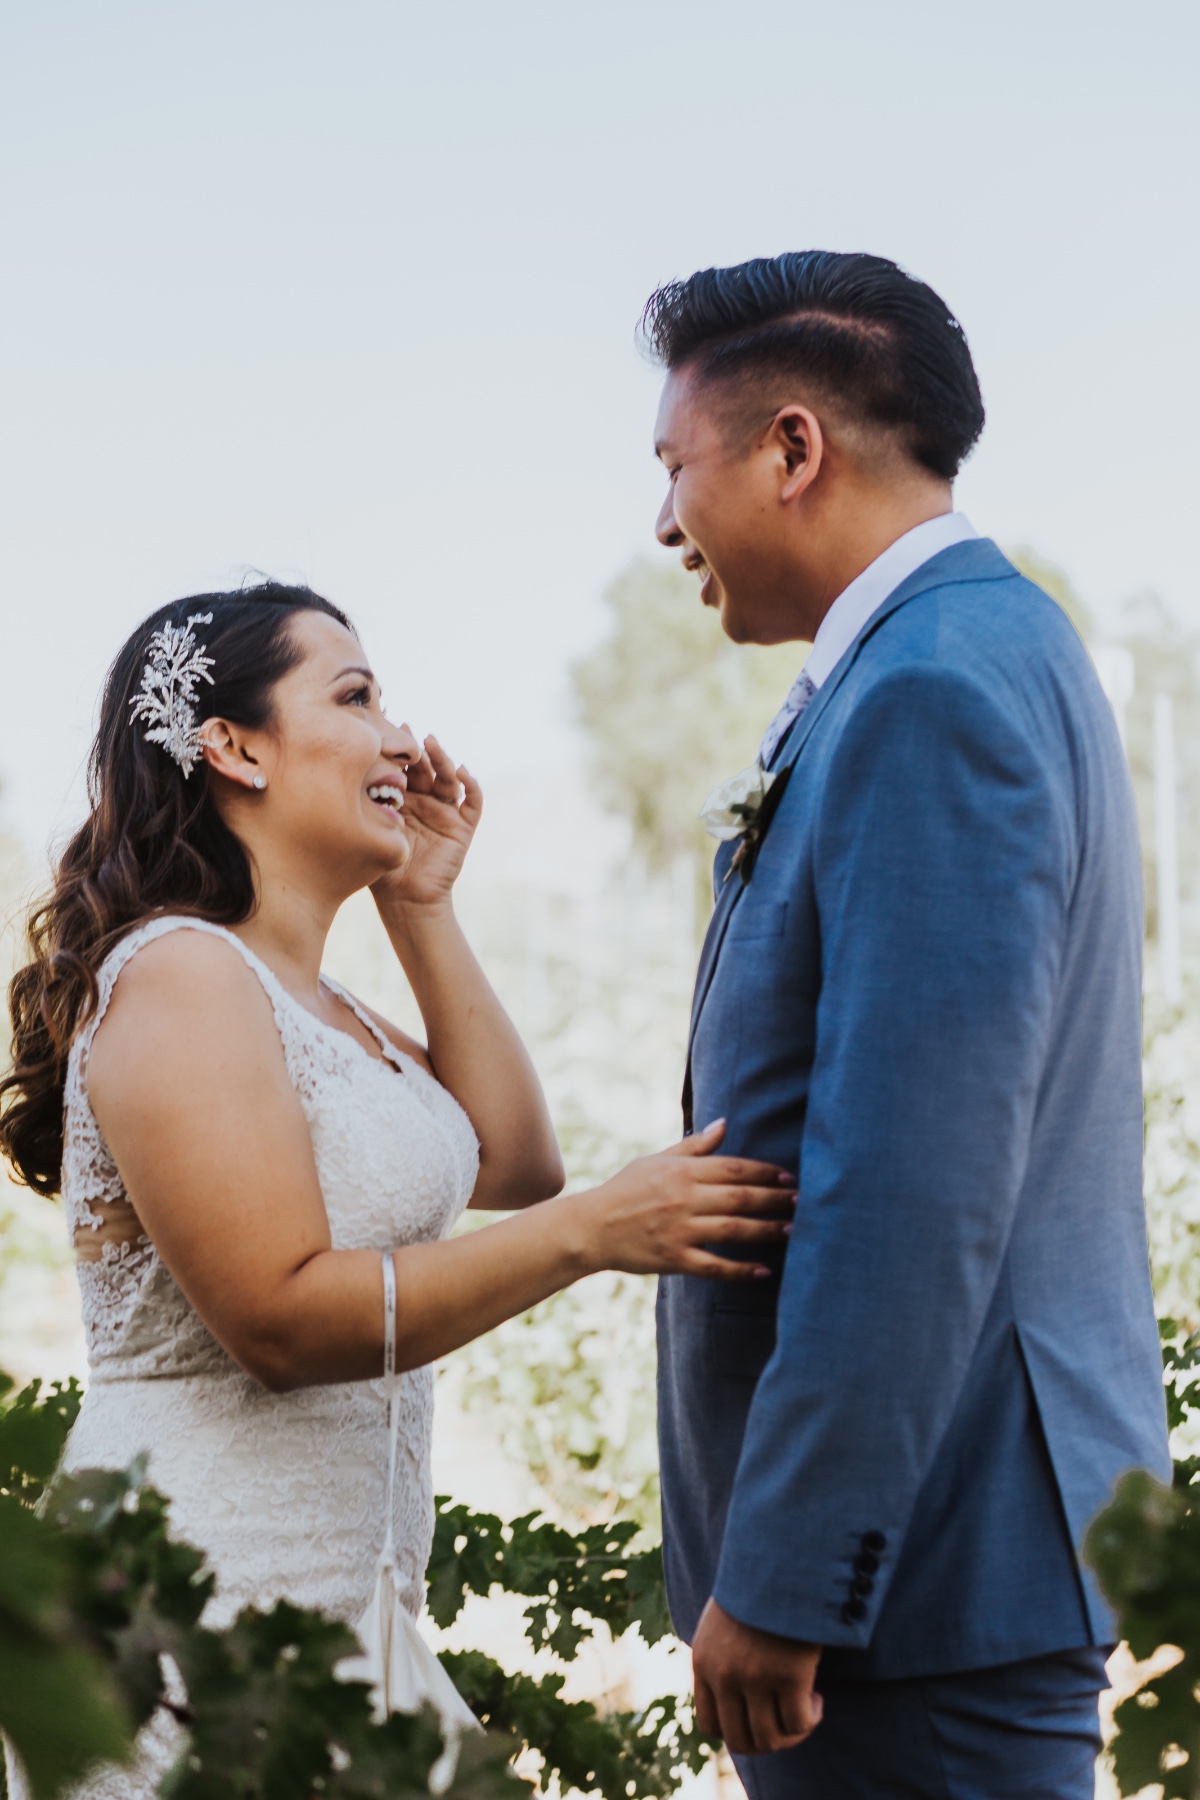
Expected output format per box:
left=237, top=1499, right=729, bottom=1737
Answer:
left=0, top=581, right=795, bottom=1797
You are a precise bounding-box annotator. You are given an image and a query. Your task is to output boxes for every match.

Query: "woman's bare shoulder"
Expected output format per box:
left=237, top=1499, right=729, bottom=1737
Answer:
left=89, top=927, right=284, bottom=1096
left=102, top=925, right=264, bottom=1010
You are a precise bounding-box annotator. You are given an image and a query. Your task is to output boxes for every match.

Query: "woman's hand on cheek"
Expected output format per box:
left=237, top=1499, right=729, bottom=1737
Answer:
left=371, top=734, right=482, bottom=912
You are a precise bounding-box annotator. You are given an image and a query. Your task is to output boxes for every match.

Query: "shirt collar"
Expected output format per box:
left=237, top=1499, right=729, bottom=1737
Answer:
left=803, top=511, right=978, bottom=689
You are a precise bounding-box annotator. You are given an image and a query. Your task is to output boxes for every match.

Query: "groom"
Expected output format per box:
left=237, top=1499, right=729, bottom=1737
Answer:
left=649, top=252, right=1170, bottom=1798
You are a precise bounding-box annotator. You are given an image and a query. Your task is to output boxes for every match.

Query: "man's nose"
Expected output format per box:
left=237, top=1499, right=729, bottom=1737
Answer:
left=656, top=489, right=684, bottom=548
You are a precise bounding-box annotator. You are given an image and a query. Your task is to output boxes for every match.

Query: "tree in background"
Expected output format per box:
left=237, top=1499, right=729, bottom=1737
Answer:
left=1006, top=546, right=1095, bottom=643
left=1008, top=546, right=1200, bottom=950
left=0, top=816, right=78, bottom=1387
left=1118, top=594, right=1200, bottom=946
left=455, top=1270, right=659, bottom=1535
left=570, top=559, right=803, bottom=936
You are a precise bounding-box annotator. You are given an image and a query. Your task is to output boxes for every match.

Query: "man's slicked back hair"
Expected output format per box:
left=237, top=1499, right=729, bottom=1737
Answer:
left=641, top=251, right=985, bottom=480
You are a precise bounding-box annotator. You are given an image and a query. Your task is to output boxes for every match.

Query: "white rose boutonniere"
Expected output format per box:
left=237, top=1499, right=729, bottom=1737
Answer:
left=699, top=760, right=794, bottom=885
left=699, top=763, right=779, bottom=841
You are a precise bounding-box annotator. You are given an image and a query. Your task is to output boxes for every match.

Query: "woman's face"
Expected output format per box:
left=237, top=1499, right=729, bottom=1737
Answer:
left=213, top=610, right=421, bottom=894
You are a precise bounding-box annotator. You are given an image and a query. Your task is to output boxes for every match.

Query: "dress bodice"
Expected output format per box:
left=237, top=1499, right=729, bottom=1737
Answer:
left=64, top=915, right=480, bottom=1382
left=6, top=916, right=482, bottom=1800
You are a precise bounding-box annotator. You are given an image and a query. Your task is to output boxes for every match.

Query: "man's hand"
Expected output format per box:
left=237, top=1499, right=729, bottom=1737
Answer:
left=692, top=1598, right=823, bottom=1755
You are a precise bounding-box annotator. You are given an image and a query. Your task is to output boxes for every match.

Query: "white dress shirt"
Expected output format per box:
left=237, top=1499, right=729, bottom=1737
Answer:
left=757, top=511, right=978, bottom=766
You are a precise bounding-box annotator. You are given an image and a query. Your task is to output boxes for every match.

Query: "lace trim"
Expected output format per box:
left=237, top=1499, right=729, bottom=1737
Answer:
left=319, top=976, right=479, bottom=1209
left=63, top=918, right=294, bottom=1237
left=320, top=975, right=409, bottom=1070
left=63, top=915, right=479, bottom=1373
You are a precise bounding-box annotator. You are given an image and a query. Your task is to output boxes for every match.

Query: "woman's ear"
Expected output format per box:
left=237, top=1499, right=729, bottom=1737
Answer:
left=200, top=719, right=265, bottom=792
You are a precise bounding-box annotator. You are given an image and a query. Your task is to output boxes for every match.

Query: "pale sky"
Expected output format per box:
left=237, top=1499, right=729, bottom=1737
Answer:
left=1, top=0, right=1197, bottom=853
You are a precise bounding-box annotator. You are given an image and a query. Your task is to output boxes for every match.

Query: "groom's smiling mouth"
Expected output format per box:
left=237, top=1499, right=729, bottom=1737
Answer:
left=684, top=551, right=717, bottom=606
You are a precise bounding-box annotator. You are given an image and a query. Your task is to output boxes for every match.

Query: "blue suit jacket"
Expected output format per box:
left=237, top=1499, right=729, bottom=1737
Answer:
left=657, top=539, right=1170, bottom=1680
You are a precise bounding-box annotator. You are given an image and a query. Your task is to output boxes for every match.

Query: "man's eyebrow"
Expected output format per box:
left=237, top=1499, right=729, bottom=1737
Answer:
left=330, top=664, right=376, bottom=686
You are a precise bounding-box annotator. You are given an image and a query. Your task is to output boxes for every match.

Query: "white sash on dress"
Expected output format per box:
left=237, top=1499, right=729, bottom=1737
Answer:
left=338, top=1254, right=482, bottom=1791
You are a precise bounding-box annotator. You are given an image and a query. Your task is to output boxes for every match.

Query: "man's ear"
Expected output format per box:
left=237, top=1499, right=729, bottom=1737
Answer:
left=772, top=405, right=824, bottom=503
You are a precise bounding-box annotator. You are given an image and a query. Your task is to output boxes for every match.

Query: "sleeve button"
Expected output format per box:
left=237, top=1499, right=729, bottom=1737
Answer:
left=842, top=1597, right=868, bottom=1622
left=851, top=1575, right=875, bottom=1597
left=861, top=1530, right=887, bottom=1553
left=854, top=1551, right=880, bottom=1576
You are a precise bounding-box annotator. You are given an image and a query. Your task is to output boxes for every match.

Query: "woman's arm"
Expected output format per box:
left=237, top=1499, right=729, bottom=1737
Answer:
left=87, top=932, right=795, bottom=1393
left=369, top=737, right=562, bottom=1208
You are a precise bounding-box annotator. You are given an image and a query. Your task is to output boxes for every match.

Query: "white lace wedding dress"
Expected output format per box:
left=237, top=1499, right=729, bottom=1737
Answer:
left=6, top=916, right=479, bottom=1799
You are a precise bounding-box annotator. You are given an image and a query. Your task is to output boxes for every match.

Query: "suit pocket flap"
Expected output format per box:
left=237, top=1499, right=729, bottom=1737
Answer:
left=725, top=898, right=789, bottom=941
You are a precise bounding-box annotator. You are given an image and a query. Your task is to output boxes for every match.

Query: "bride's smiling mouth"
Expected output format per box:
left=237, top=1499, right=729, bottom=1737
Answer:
left=367, top=783, right=406, bottom=817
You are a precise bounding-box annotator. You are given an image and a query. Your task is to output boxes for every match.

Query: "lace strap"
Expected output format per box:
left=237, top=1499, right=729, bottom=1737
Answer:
left=381, top=1252, right=400, bottom=1564
left=73, top=916, right=294, bottom=1088
left=321, top=976, right=406, bottom=1070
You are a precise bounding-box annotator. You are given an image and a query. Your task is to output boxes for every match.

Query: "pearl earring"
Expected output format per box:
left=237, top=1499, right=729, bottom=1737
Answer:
left=252, top=775, right=267, bottom=791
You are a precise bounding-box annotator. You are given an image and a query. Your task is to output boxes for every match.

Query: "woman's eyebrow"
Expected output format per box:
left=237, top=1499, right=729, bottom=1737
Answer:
left=330, top=663, right=376, bottom=687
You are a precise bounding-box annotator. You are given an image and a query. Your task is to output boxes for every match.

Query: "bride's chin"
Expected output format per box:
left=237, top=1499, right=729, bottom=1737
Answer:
left=380, top=831, right=412, bottom=872
left=359, top=812, right=411, bottom=859
left=318, top=828, right=410, bottom=891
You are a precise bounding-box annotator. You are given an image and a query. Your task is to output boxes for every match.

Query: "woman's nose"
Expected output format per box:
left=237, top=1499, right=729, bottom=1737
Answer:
left=385, top=720, right=420, bottom=763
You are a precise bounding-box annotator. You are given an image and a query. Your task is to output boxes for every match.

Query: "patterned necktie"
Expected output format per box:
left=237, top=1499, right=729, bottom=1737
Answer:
left=758, top=669, right=817, bottom=768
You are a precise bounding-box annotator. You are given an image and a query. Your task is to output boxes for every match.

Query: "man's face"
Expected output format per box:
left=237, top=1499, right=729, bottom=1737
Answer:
left=654, top=366, right=797, bottom=645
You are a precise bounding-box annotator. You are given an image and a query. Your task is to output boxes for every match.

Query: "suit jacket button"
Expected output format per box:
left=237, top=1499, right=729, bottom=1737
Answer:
left=851, top=1575, right=875, bottom=1597
left=842, top=1597, right=868, bottom=1622
left=861, top=1530, right=887, bottom=1553
left=854, top=1551, right=880, bottom=1576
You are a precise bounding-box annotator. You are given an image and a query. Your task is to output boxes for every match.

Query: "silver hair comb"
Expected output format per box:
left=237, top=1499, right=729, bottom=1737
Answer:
left=128, top=612, right=216, bottom=778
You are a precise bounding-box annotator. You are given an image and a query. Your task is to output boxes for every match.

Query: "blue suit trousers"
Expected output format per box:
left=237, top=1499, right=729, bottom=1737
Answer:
left=731, top=1647, right=1110, bottom=1800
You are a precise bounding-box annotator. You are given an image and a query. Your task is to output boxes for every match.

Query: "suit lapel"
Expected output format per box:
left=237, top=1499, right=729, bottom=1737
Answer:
left=685, top=843, right=743, bottom=1047
left=681, top=537, right=1012, bottom=1098
left=684, top=647, right=858, bottom=1053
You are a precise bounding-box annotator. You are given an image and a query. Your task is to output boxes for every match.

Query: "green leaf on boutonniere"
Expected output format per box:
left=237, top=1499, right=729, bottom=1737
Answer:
left=726, top=763, right=793, bottom=886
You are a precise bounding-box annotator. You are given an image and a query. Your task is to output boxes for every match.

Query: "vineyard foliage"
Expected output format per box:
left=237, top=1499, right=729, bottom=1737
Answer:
left=1086, top=1322, right=1200, bottom=1797
left=0, top=1372, right=711, bottom=1800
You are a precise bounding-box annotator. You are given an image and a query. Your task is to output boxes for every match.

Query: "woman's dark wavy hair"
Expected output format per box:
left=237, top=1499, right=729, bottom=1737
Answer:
left=0, top=581, right=351, bottom=1196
